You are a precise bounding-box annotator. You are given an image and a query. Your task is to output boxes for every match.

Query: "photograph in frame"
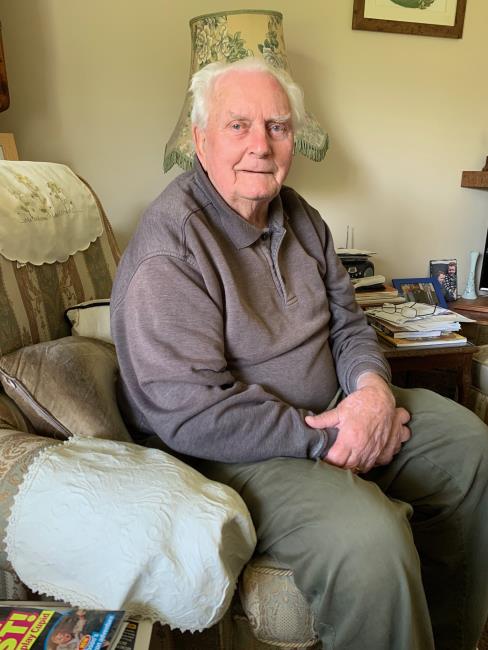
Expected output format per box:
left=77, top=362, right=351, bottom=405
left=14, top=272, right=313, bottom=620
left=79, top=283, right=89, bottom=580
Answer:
left=429, top=259, right=457, bottom=302
left=392, top=276, right=448, bottom=308
left=352, top=0, right=467, bottom=38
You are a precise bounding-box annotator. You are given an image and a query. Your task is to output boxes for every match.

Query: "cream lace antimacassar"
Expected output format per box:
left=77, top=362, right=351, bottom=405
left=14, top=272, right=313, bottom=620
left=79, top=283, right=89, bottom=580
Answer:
left=5, top=436, right=256, bottom=632
left=0, top=161, right=103, bottom=265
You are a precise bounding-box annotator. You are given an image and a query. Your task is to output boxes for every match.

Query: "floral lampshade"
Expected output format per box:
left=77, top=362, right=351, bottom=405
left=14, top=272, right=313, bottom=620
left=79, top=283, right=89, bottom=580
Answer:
left=163, top=9, right=329, bottom=172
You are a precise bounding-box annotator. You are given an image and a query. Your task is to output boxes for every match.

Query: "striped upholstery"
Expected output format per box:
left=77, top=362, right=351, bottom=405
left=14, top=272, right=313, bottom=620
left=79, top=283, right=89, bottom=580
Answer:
left=0, top=180, right=119, bottom=357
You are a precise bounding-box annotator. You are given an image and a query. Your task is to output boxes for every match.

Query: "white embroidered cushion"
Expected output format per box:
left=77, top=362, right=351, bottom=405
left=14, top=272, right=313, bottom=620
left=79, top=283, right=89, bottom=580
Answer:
left=65, top=300, right=112, bottom=344
left=5, top=437, right=256, bottom=632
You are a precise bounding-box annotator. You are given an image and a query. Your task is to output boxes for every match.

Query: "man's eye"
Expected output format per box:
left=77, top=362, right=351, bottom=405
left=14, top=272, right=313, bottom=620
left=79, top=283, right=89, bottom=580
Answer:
left=269, top=123, right=288, bottom=135
left=231, top=123, right=242, bottom=131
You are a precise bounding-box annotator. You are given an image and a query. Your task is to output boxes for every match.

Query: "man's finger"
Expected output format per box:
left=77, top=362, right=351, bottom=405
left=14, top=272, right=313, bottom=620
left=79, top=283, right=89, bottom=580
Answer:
left=305, top=408, right=339, bottom=430
left=400, top=424, right=411, bottom=443
left=397, top=407, right=411, bottom=425
left=325, top=442, right=355, bottom=468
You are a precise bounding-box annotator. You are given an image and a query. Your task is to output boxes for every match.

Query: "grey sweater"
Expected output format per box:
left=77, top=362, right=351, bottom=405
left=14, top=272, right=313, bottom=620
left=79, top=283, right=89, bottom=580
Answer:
left=111, top=158, right=390, bottom=462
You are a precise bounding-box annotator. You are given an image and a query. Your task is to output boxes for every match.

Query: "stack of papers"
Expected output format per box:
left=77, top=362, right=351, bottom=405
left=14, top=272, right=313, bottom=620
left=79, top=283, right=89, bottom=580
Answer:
left=365, top=302, right=474, bottom=347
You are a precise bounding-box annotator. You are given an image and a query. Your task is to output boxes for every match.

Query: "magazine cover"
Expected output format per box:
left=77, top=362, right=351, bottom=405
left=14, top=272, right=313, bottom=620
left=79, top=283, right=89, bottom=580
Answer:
left=0, top=605, right=125, bottom=650
left=429, top=259, right=457, bottom=302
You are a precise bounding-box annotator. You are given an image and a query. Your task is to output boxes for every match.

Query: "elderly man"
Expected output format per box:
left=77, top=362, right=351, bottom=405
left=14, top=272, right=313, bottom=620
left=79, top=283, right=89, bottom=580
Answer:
left=111, top=58, right=488, bottom=650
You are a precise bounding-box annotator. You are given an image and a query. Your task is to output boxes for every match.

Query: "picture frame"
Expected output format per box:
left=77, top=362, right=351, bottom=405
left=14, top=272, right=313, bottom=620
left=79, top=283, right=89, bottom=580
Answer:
left=352, top=0, right=467, bottom=39
left=429, top=258, right=457, bottom=302
left=0, top=22, right=9, bottom=112
left=0, top=133, right=18, bottom=160
left=392, top=276, right=448, bottom=308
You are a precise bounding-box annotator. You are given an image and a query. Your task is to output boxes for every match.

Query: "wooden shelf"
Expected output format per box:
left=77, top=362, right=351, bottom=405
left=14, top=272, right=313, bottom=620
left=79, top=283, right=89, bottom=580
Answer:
left=461, top=170, right=488, bottom=189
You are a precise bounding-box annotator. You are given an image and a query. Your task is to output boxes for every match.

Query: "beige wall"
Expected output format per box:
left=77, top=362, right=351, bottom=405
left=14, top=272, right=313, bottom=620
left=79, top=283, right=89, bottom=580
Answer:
left=0, top=0, right=487, bottom=291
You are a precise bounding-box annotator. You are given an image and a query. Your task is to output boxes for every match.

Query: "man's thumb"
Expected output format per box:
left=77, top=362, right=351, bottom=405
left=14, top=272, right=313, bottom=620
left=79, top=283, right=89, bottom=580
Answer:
left=305, top=408, right=338, bottom=430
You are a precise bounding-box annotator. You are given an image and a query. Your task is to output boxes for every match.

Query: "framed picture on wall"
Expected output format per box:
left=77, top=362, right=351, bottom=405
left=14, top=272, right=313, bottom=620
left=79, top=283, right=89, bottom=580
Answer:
left=0, top=22, right=9, bottom=112
left=0, top=133, right=18, bottom=160
left=352, top=0, right=467, bottom=39
left=392, top=276, right=448, bottom=308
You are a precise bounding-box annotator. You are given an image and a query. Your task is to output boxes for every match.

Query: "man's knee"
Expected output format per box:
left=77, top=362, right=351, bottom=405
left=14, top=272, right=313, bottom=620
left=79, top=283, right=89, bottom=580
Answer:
left=282, top=478, right=418, bottom=586
left=393, top=386, right=488, bottom=455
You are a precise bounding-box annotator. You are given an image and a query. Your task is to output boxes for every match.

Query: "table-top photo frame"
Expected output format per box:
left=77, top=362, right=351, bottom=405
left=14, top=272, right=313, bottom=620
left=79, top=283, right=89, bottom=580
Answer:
left=392, top=276, right=448, bottom=308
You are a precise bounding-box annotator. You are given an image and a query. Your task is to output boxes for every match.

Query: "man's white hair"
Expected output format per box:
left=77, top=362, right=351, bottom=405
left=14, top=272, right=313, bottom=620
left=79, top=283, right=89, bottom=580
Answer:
left=190, top=57, right=306, bottom=131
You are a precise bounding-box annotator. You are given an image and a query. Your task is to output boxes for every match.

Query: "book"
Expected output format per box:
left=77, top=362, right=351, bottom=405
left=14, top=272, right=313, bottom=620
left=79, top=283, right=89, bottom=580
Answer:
left=366, top=313, right=461, bottom=339
left=355, top=284, right=404, bottom=307
left=351, top=274, right=386, bottom=290
left=375, top=330, right=467, bottom=348
left=355, top=284, right=397, bottom=298
left=0, top=603, right=126, bottom=650
left=357, top=294, right=406, bottom=307
left=370, top=321, right=443, bottom=340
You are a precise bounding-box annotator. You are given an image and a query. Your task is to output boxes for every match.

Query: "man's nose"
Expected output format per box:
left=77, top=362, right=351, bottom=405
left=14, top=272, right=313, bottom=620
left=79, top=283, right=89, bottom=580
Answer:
left=248, top=124, right=271, bottom=156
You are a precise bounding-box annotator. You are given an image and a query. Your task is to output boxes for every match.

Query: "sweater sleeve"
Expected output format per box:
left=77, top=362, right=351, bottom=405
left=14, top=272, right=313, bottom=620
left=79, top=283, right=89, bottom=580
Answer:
left=322, top=225, right=392, bottom=393
left=111, top=254, right=330, bottom=462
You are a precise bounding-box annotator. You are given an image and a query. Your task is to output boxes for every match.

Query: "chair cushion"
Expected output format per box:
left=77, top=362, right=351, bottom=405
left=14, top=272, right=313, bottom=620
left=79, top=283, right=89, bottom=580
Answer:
left=5, top=436, right=256, bottom=633
left=467, top=386, right=488, bottom=426
left=239, top=554, right=318, bottom=647
left=472, top=344, right=488, bottom=395
left=0, top=568, right=31, bottom=600
left=0, top=392, right=34, bottom=433
left=0, top=337, right=131, bottom=442
left=0, top=428, right=60, bottom=571
left=65, top=299, right=112, bottom=343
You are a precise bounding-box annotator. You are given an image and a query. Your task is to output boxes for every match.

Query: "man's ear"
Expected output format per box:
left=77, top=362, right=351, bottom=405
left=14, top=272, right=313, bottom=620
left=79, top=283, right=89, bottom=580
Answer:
left=192, top=125, right=207, bottom=170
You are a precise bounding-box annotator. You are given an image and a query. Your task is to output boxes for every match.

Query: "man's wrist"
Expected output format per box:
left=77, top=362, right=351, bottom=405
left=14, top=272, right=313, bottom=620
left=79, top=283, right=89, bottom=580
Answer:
left=309, top=427, right=339, bottom=459
left=356, top=371, right=391, bottom=392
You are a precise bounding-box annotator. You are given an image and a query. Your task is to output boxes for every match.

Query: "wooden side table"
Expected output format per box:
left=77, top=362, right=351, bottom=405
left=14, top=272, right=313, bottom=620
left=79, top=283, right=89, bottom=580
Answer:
left=380, top=340, right=479, bottom=406
left=450, top=296, right=488, bottom=345
left=450, top=297, right=488, bottom=323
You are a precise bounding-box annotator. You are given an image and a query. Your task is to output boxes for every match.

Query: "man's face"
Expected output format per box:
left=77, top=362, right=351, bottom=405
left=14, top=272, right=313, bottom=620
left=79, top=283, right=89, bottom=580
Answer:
left=448, top=264, right=456, bottom=275
left=52, top=632, right=73, bottom=645
left=193, top=70, right=294, bottom=222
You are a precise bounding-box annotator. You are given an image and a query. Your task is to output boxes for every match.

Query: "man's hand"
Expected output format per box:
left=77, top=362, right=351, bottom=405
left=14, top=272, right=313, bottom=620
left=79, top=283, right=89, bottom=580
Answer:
left=305, top=373, right=411, bottom=473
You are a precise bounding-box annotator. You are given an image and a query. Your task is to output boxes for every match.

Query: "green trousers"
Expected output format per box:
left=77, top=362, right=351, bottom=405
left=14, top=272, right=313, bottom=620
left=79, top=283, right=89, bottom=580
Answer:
left=194, top=387, right=488, bottom=650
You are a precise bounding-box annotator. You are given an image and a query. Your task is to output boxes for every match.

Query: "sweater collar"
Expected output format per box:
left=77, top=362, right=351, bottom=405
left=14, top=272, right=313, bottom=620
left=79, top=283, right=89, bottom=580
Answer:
left=193, top=155, right=285, bottom=250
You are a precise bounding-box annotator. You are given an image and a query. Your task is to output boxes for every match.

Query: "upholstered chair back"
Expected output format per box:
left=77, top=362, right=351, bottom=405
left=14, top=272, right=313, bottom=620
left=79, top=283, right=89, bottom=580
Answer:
left=0, top=172, right=119, bottom=357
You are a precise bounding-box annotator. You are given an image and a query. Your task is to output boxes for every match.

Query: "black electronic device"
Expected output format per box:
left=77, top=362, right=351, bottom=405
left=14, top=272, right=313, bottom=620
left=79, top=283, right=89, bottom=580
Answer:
left=340, top=258, right=375, bottom=279
left=480, top=228, right=488, bottom=292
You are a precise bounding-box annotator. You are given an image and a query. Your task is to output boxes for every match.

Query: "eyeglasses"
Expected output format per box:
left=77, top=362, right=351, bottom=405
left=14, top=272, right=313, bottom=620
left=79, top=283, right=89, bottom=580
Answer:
left=382, top=302, right=437, bottom=318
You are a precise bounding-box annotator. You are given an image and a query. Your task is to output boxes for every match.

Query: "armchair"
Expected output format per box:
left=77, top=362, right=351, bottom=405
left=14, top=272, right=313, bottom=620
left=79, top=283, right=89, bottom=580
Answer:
left=0, top=161, right=320, bottom=649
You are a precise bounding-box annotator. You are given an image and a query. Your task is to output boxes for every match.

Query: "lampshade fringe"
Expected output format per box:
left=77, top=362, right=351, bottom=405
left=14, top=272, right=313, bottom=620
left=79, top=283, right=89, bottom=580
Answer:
left=163, top=149, right=193, bottom=173
left=293, top=135, right=329, bottom=163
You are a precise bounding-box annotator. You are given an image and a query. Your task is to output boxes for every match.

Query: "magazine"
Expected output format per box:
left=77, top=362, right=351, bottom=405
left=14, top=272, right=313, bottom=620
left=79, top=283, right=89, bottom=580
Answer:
left=0, top=603, right=126, bottom=650
left=375, top=329, right=467, bottom=348
left=114, top=620, right=153, bottom=650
